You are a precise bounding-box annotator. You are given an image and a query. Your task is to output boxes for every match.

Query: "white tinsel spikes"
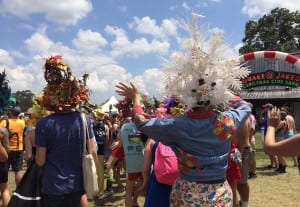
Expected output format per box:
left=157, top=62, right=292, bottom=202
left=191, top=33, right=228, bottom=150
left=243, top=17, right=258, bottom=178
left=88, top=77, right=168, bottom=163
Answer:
left=163, top=18, right=250, bottom=111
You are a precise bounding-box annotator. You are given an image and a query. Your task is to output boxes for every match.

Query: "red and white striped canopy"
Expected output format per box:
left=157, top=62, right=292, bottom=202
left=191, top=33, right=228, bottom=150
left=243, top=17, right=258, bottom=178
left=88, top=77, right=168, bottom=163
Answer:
left=239, top=51, right=300, bottom=70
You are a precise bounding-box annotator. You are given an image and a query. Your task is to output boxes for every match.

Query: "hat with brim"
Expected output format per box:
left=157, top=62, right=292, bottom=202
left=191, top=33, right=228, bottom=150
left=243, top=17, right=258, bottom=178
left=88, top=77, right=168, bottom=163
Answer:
left=93, top=108, right=105, bottom=121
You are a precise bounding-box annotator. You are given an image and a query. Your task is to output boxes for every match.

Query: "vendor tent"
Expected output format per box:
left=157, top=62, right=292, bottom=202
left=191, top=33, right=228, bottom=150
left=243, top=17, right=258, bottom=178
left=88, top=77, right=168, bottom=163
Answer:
left=101, top=96, right=119, bottom=113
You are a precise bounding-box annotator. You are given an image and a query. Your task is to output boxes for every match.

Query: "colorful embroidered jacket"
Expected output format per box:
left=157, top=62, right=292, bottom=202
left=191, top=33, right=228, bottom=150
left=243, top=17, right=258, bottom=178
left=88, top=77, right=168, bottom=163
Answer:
left=132, top=96, right=251, bottom=182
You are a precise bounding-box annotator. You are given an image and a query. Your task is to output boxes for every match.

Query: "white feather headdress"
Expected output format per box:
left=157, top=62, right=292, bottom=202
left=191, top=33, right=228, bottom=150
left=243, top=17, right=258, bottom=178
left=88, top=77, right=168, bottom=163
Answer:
left=163, top=17, right=250, bottom=111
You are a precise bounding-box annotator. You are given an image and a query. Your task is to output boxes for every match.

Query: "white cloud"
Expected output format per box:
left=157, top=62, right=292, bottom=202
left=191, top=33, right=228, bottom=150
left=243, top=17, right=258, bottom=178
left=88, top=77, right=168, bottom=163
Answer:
left=87, top=65, right=166, bottom=103
left=24, top=32, right=53, bottom=53
left=87, top=73, right=110, bottom=93
left=72, top=29, right=107, bottom=52
left=0, top=0, right=92, bottom=25
left=142, top=68, right=165, bottom=97
left=105, top=25, right=170, bottom=57
left=0, top=49, right=16, bottom=68
left=9, top=65, right=36, bottom=91
left=1, top=13, right=202, bottom=105
left=242, top=0, right=300, bottom=18
left=86, top=64, right=134, bottom=104
left=162, top=19, right=178, bottom=36
left=17, top=25, right=129, bottom=103
left=129, top=16, right=161, bottom=37
left=125, top=68, right=165, bottom=100
left=129, top=16, right=178, bottom=39
left=0, top=50, right=44, bottom=95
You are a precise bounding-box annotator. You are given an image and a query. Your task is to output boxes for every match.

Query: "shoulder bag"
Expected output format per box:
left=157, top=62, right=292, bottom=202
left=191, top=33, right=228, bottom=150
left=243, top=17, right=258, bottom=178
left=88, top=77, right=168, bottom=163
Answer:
left=81, top=113, right=99, bottom=197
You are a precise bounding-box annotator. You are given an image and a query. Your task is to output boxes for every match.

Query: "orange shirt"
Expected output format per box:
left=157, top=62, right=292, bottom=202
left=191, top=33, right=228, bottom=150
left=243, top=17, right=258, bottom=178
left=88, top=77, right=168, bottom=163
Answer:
left=0, top=118, right=25, bottom=151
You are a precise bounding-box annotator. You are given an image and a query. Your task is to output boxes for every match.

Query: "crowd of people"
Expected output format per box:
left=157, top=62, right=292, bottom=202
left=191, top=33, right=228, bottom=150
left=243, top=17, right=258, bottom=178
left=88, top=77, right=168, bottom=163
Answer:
left=1, top=18, right=300, bottom=207
left=0, top=98, right=299, bottom=207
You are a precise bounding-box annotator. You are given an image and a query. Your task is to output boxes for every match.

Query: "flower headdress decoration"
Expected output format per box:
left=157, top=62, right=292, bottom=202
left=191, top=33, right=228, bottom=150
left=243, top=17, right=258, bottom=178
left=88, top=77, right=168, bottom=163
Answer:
left=114, top=97, right=132, bottom=118
left=41, top=55, right=89, bottom=112
left=163, top=17, right=250, bottom=111
left=26, top=95, right=51, bottom=126
left=139, top=93, right=156, bottom=108
left=162, top=95, right=185, bottom=116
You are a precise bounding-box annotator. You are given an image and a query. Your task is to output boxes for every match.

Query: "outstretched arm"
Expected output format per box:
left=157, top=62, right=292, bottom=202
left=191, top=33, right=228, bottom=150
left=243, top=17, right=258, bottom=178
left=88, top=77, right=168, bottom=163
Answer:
left=264, top=107, right=300, bottom=156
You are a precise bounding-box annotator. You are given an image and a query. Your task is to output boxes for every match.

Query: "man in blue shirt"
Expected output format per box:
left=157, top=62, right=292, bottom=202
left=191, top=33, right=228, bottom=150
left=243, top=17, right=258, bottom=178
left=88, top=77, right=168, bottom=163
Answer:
left=35, top=56, right=97, bottom=207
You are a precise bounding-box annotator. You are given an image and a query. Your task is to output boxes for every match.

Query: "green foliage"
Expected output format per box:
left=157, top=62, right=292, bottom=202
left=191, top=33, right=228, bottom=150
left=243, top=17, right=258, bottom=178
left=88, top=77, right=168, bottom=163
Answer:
left=12, top=90, right=35, bottom=112
left=239, top=7, right=300, bottom=54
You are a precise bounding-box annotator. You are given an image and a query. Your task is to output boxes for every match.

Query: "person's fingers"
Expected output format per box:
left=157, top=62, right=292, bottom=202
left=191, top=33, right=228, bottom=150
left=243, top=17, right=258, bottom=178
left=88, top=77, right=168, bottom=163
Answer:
left=129, top=82, right=137, bottom=91
left=116, top=82, right=128, bottom=89
left=115, top=82, right=129, bottom=95
left=115, top=82, right=127, bottom=91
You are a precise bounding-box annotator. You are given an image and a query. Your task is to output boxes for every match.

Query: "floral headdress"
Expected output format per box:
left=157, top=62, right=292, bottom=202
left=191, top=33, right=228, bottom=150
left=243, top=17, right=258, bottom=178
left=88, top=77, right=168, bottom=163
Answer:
left=163, top=17, right=250, bottom=111
left=41, top=55, right=89, bottom=112
left=114, top=97, right=132, bottom=117
left=26, top=95, right=51, bottom=126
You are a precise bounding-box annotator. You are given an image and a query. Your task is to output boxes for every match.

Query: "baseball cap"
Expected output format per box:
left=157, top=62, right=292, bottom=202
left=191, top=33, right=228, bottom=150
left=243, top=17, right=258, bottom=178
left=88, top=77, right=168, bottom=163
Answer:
left=9, top=106, right=21, bottom=116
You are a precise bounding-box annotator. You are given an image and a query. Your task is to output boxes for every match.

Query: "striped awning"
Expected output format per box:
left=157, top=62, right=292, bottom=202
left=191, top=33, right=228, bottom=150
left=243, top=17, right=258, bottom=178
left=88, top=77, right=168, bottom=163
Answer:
left=239, top=89, right=300, bottom=100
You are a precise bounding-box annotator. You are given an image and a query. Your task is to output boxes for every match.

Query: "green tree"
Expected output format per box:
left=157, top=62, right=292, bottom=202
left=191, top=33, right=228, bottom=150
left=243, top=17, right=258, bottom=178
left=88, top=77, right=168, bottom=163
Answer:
left=239, top=7, right=300, bottom=54
left=12, top=90, right=35, bottom=112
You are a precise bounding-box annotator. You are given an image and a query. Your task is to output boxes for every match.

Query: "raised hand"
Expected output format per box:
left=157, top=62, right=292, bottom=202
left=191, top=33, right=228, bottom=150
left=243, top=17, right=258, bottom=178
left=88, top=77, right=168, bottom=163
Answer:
left=115, top=82, right=140, bottom=104
left=267, top=107, right=280, bottom=127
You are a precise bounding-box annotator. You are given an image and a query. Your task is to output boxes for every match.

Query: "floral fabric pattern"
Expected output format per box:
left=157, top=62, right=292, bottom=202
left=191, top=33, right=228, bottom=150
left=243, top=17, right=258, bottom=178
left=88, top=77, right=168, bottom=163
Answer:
left=170, top=178, right=232, bottom=207
left=213, top=114, right=235, bottom=141
left=176, top=148, right=203, bottom=174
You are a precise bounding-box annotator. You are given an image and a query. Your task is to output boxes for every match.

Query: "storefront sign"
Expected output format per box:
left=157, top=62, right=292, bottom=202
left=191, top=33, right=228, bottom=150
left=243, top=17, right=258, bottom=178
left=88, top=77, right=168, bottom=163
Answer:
left=241, top=70, right=300, bottom=89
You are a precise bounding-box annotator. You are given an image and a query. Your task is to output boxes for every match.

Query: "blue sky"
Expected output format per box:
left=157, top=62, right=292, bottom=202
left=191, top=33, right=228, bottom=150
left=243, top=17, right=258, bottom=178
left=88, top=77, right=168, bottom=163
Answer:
left=0, top=0, right=299, bottom=104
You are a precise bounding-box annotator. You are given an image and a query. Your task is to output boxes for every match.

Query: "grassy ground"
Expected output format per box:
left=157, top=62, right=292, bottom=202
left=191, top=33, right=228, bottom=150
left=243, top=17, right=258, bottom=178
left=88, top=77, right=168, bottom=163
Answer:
left=6, top=132, right=300, bottom=206
left=246, top=132, right=300, bottom=207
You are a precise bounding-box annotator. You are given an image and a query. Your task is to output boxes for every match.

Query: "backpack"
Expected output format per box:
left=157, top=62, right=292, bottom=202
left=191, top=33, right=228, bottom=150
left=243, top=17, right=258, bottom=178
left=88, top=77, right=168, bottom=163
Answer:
left=154, top=142, right=179, bottom=185
left=92, top=121, right=106, bottom=144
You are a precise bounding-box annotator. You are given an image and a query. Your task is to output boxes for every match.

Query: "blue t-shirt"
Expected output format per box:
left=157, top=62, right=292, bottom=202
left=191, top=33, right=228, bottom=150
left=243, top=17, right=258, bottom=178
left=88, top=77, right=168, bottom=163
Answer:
left=121, top=122, right=144, bottom=173
left=35, top=112, right=94, bottom=195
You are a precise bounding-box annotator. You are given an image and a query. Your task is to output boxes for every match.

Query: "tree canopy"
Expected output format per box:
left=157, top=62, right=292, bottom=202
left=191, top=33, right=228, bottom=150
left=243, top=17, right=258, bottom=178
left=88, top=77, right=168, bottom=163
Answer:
left=239, top=7, right=300, bottom=54
left=12, top=90, right=35, bottom=112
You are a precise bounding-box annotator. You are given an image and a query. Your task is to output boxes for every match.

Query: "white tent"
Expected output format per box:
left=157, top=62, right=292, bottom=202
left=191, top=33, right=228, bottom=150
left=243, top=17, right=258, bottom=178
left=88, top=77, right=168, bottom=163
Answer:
left=101, top=96, right=119, bottom=113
